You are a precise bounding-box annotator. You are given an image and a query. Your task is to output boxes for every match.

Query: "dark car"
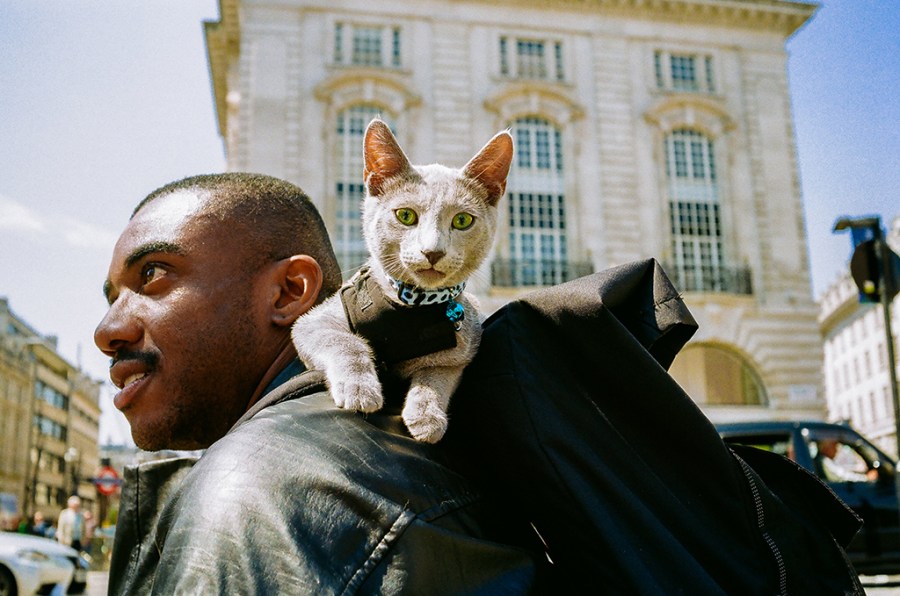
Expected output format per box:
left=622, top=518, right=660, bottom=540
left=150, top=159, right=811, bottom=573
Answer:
left=717, top=420, right=900, bottom=575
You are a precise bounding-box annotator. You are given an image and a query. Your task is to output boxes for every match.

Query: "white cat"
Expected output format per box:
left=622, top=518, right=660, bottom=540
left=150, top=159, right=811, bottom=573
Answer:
left=292, top=119, right=513, bottom=442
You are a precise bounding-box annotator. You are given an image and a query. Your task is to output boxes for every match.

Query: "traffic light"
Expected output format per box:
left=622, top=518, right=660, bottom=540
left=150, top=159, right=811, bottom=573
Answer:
left=850, top=239, right=880, bottom=303
left=849, top=239, right=900, bottom=304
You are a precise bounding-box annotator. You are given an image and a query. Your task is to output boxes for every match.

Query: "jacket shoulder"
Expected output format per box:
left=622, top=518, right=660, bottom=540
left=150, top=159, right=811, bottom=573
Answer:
left=151, top=388, right=517, bottom=593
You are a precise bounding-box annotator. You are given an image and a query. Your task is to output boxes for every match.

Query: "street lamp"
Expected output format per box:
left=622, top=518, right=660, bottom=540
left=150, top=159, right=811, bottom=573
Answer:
left=64, top=447, right=80, bottom=498
left=832, top=216, right=900, bottom=459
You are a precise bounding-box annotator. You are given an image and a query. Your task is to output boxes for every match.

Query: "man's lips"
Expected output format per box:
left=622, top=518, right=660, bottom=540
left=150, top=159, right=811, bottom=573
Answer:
left=110, top=360, right=151, bottom=390
left=108, top=350, right=159, bottom=398
left=112, top=373, right=151, bottom=412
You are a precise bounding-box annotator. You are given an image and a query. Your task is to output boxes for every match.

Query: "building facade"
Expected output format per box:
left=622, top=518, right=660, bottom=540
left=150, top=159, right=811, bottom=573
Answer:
left=0, top=298, right=102, bottom=526
left=204, top=0, right=823, bottom=422
left=819, top=217, right=900, bottom=455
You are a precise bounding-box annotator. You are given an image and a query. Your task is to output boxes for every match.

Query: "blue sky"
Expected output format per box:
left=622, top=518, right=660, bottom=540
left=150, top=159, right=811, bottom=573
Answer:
left=0, top=1, right=897, bottom=444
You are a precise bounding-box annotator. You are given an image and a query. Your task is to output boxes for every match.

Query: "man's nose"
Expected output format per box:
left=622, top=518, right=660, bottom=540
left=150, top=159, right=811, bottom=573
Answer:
left=94, top=294, right=142, bottom=357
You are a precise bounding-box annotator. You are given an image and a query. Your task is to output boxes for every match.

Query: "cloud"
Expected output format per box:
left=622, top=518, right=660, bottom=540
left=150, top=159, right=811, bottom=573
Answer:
left=60, top=217, right=119, bottom=250
left=0, top=195, right=47, bottom=233
left=0, top=194, right=116, bottom=250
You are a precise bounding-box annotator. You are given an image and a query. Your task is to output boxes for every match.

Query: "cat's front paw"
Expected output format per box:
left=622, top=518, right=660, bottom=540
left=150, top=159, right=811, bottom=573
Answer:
left=331, top=375, right=384, bottom=413
left=402, top=389, right=449, bottom=443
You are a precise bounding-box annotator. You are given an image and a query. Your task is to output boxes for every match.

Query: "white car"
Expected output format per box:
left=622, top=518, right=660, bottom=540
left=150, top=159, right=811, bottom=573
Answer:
left=0, top=532, right=83, bottom=596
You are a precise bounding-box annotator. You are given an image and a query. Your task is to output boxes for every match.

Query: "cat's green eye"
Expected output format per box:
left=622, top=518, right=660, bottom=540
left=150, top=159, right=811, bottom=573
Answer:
left=451, top=212, right=475, bottom=230
left=395, top=208, right=418, bottom=226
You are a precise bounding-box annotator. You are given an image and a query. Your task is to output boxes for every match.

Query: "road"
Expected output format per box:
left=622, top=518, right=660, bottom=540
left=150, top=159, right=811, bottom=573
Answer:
left=86, top=571, right=108, bottom=596
left=864, top=575, right=900, bottom=595
left=82, top=570, right=900, bottom=594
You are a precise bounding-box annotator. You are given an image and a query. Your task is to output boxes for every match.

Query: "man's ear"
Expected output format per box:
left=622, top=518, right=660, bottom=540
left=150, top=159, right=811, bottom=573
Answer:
left=270, top=255, right=323, bottom=327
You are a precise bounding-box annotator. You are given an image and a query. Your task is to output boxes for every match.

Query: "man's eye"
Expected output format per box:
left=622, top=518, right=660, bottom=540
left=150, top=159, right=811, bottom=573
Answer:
left=140, top=264, right=163, bottom=287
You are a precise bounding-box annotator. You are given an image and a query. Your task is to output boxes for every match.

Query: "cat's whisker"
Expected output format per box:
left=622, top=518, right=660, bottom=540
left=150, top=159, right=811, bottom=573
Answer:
left=469, top=266, right=492, bottom=287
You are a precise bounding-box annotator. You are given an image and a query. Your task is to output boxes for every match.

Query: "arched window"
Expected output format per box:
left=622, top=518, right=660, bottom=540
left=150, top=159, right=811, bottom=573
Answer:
left=669, top=344, right=767, bottom=406
left=504, top=117, right=568, bottom=286
left=665, top=128, right=725, bottom=292
left=333, top=104, right=386, bottom=272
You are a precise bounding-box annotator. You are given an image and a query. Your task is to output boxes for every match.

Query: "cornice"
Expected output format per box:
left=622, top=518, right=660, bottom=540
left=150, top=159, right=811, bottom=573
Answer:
left=206, top=0, right=241, bottom=136
left=314, top=68, right=422, bottom=113
left=483, top=81, right=584, bottom=125
left=470, top=0, right=817, bottom=36
left=644, top=93, right=735, bottom=136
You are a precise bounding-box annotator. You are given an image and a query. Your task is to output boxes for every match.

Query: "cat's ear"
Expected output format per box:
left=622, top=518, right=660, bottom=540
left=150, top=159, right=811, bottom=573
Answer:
left=364, top=119, right=414, bottom=197
left=462, top=130, right=514, bottom=206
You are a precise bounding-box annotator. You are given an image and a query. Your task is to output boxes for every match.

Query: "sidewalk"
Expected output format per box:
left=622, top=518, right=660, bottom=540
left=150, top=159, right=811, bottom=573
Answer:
left=86, top=570, right=108, bottom=596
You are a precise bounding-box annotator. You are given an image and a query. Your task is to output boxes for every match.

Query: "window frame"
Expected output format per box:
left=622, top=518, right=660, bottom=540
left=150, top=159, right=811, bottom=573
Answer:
left=333, top=22, right=403, bottom=69
left=498, top=35, right=565, bottom=82
left=505, top=116, right=569, bottom=287
left=654, top=49, right=716, bottom=94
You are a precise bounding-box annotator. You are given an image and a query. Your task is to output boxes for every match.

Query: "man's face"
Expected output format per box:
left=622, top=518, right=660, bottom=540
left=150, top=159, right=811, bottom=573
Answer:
left=819, top=439, right=839, bottom=459
left=95, top=191, right=275, bottom=450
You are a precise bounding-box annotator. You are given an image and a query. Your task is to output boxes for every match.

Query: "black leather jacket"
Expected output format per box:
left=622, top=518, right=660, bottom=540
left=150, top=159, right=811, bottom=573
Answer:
left=108, top=370, right=536, bottom=595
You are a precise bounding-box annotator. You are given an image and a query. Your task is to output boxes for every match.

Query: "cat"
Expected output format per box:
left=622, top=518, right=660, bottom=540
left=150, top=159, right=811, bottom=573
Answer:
left=291, top=118, right=513, bottom=443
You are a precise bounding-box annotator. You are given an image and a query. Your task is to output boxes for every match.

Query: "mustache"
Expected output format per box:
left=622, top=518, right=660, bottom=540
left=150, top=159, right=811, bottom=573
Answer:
left=110, top=349, right=160, bottom=370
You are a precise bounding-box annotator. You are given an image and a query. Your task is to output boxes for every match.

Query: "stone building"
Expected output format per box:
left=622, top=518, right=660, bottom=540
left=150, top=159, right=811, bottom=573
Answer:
left=819, top=217, right=900, bottom=454
left=204, top=0, right=823, bottom=422
left=0, top=298, right=101, bottom=525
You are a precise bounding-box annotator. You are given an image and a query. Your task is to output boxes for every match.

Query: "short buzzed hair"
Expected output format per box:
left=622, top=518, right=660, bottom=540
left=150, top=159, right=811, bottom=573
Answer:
left=135, top=173, right=342, bottom=301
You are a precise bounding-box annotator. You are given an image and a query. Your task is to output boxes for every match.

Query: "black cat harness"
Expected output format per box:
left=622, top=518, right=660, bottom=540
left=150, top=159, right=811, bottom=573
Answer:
left=340, top=267, right=464, bottom=365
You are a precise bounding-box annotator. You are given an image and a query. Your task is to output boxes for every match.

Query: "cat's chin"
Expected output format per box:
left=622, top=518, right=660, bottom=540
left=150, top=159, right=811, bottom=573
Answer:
left=409, top=267, right=450, bottom=288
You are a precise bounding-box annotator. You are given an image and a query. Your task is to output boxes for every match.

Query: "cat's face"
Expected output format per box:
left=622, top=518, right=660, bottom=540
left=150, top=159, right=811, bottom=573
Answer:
left=361, top=120, right=513, bottom=289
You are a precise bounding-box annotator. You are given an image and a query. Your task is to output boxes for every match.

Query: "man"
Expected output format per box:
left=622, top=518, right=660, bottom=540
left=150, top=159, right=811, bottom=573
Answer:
left=814, top=438, right=879, bottom=483
left=29, top=511, right=51, bottom=538
left=56, top=496, right=85, bottom=551
left=95, top=173, right=536, bottom=594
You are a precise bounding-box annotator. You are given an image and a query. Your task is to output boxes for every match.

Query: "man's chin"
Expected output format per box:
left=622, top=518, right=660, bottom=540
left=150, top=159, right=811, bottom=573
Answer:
left=131, top=427, right=208, bottom=452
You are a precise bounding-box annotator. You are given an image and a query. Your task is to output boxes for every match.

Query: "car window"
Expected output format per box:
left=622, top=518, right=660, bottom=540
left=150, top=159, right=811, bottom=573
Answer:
left=803, top=427, right=884, bottom=483
left=721, top=432, right=795, bottom=462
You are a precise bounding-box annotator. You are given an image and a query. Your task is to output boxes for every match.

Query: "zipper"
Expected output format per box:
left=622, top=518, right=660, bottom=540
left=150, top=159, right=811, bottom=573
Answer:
left=735, top=454, right=788, bottom=595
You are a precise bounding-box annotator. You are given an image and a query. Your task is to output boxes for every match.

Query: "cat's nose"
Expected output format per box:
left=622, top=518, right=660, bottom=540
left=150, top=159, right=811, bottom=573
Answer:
left=422, top=250, right=445, bottom=266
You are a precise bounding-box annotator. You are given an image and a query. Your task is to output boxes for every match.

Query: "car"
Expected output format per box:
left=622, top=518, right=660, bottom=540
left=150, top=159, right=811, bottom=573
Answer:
left=0, top=532, right=88, bottom=595
left=717, top=420, right=900, bottom=576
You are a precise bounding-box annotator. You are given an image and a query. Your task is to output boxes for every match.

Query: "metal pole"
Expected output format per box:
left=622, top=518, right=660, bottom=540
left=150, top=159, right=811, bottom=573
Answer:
left=876, top=226, right=900, bottom=460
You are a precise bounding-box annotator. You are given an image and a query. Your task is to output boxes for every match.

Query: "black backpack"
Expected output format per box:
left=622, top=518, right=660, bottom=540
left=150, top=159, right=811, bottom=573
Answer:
left=447, top=259, right=862, bottom=594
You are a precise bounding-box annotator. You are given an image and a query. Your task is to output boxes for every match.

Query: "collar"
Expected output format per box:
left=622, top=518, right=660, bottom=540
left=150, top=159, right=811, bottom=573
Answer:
left=388, top=277, right=467, bottom=327
left=261, top=358, right=306, bottom=398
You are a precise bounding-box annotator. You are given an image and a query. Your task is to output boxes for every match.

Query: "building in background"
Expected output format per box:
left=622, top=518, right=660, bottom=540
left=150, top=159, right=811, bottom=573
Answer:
left=819, top=217, right=900, bottom=454
left=0, top=298, right=101, bottom=527
left=204, top=0, right=822, bottom=422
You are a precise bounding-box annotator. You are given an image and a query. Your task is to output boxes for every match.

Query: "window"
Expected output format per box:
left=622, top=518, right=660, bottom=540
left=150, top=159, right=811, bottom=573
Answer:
left=334, top=23, right=402, bottom=68
left=499, top=36, right=564, bottom=81
left=805, top=430, right=886, bottom=484
left=669, top=344, right=767, bottom=406
left=721, top=432, right=794, bottom=461
left=334, top=105, right=388, bottom=273
left=502, top=117, right=568, bottom=286
left=33, top=414, right=66, bottom=441
left=665, top=129, right=728, bottom=292
left=35, top=380, right=68, bottom=410
left=654, top=50, right=715, bottom=93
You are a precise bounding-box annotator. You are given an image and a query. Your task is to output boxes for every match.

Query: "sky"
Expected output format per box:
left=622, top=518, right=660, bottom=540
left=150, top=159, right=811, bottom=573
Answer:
left=0, top=1, right=897, bottom=445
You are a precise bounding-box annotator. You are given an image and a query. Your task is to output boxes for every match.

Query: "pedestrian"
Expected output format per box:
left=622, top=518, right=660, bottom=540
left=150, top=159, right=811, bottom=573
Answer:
left=94, top=173, right=536, bottom=594
left=29, top=511, right=51, bottom=537
left=56, top=496, right=85, bottom=551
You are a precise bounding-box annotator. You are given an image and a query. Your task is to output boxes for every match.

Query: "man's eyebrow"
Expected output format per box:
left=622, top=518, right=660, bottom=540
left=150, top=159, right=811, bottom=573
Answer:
left=124, top=241, right=186, bottom=268
left=102, top=241, right=186, bottom=301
